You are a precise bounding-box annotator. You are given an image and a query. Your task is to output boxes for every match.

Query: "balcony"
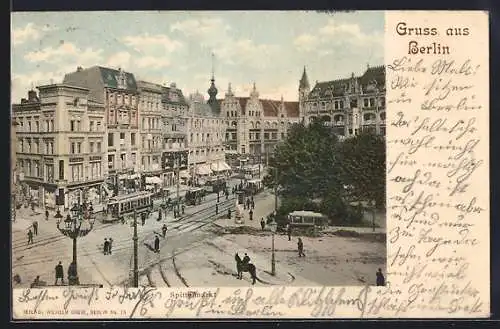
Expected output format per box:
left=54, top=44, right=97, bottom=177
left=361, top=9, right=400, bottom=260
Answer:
left=334, top=121, right=345, bottom=126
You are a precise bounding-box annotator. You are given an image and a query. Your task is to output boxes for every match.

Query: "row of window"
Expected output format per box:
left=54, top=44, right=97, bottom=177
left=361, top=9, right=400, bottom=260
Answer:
left=188, top=132, right=223, bottom=145
left=17, top=159, right=102, bottom=183
left=142, top=117, right=161, bottom=130
left=308, top=97, right=385, bottom=111
left=107, top=153, right=137, bottom=170
left=108, top=92, right=137, bottom=107
left=16, top=118, right=54, bottom=133
left=108, top=132, right=136, bottom=147
left=18, top=138, right=54, bottom=154
left=189, top=148, right=223, bottom=158
left=189, top=118, right=224, bottom=129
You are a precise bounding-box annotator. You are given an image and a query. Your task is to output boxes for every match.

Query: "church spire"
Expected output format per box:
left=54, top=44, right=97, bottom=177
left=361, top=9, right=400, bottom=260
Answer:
left=207, top=52, right=220, bottom=114
left=250, top=82, right=259, bottom=98
left=299, top=66, right=310, bottom=90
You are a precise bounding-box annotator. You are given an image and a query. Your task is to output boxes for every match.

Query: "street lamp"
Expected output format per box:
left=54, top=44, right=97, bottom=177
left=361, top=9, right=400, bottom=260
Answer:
left=269, top=220, right=277, bottom=276
left=56, top=202, right=95, bottom=285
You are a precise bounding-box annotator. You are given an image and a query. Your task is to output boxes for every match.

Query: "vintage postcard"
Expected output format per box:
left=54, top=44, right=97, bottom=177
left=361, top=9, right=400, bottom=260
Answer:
left=10, top=10, right=489, bottom=319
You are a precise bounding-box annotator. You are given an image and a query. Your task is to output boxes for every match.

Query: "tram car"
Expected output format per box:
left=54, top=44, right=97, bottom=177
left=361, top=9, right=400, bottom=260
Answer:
left=185, top=188, right=204, bottom=206
left=103, top=191, right=153, bottom=223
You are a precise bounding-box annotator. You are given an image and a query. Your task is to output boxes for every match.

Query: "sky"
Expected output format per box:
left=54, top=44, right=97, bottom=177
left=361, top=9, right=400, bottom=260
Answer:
left=11, top=11, right=384, bottom=103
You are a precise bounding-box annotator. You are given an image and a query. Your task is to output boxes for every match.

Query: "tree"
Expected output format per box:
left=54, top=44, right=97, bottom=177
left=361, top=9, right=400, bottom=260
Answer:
left=263, top=120, right=343, bottom=200
left=336, top=131, right=386, bottom=209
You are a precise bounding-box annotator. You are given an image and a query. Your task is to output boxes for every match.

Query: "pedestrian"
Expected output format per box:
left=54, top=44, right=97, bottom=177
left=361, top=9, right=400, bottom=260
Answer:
left=32, top=221, right=38, bottom=236
left=249, top=209, right=253, bottom=221
left=376, top=268, right=385, bottom=286
left=154, top=235, right=160, bottom=253
left=251, top=200, right=255, bottom=209
left=157, top=209, right=162, bottom=222
left=215, top=203, right=219, bottom=215
left=260, top=218, right=265, bottom=230
left=27, top=229, right=33, bottom=245
left=31, top=275, right=41, bottom=288
left=182, top=204, right=185, bottom=215
left=55, top=261, right=64, bottom=285
left=246, top=198, right=250, bottom=209
left=287, top=224, right=292, bottom=241
left=141, top=213, right=146, bottom=226
left=162, top=224, right=168, bottom=237
left=217, top=194, right=220, bottom=203
left=298, top=238, right=305, bottom=257
left=228, top=208, right=231, bottom=219
left=226, top=191, right=229, bottom=200
left=108, top=238, right=113, bottom=255
left=45, top=209, right=49, bottom=221
left=103, top=238, right=109, bottom=255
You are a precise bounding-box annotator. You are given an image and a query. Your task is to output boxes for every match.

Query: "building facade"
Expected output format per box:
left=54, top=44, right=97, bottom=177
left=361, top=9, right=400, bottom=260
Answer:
left=300, top=65, right=386, bottom=137
left=160, top=83, right=189, bottom=187
left=220, top=82, right=300, bottom=158
left=13, top=85, right=106, bottom=209
left=137, top=80, right=163, bottom=178
left=63, top=66, right=141, bottom=196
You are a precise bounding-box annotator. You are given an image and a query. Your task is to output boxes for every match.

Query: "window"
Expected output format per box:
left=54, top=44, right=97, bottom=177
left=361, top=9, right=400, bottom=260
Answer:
left=108, top=155, right=114, bottom=169
left=59, top=160, right=64, bottom=180
left=96, top=121, right=102, bottom=131
left=281, top=133, right=285, bottom=139
left=97, top=142, right=101, bottom=153
left=108, top=133, right=114, bottom=147
left=28, top=120, right=32, bottom=132
left=380, top=97, right=386, bottom=107
left=70, top=142, right=75, bottom=154
left=264, top=132, right=269, bottom=140
left=77, top=142, right=82, bottom=153
left=120, top=132, right=125, bottom=141
left=50, top=120, right=54, bottom=132
left=364, top=99, right=369, bottom=107
left=90, top=142, right=94, bottom=153
left=131, top=133, right=136, bottom=146
left=70, top=120, right=75, bottom=131
left=89, top=121, right=94, bottom=131
left=256, top=132, right=260, bottom=140
left=35, top=121, right=39, bottom=132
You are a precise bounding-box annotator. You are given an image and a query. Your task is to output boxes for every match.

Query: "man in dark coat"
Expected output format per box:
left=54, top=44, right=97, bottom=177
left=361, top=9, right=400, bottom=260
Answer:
left=27, top=229, right=33, bottom=245
left=260, top=218, right=265, bottom=230
left=141, top=213, right=146, bottom=226
left=242, top=253, right=250, bottom=265
left=215, top=203, right=219, bottom=215
left=287, top=224, right=292, bottom=241
left=228, top=208, right=231, bottom=219
left=376, top=268, right=385, bottom=286
left=108, top=238, right=113, bottom=255
left=162, top=224, right=168, bottom=237
left=55, top=261, right=64, bottom=285
left=249, top=209, right=253, bottom=221
left=32, top=221, right=38, bottom=236
left=45, top=209, right=49, bottom=221
left=298, top=238, right=305, bottom=257
left=154, top=235, right=160, bottom=253
left=103, top=238, right=109, bottom=255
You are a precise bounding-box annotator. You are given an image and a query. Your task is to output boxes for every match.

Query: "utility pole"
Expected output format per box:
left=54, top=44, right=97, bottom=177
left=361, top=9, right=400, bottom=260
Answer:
left=274, top=166, right=278, bottom=213
left=176, top=157, right=180, bottom=215
left=133, top=209, right=138, bottom=287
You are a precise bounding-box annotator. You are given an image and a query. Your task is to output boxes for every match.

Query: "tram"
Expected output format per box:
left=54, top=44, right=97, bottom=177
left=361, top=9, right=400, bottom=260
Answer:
left=103, top=191, right=153, bottom=223
left=185, top=187, right=204, bottom=206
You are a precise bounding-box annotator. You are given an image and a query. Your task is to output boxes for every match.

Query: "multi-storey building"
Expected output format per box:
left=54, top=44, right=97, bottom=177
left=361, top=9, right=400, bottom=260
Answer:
left=300, top=65, right=386, bottom=137
left=11, top=116, right=18, bottom=219
left=186, top=92, right=229, bottom=183
left=13, top=85, right=106, bottom=209
left=220, top=82, right=300, bottom=157
left=63, top=66, right=140, bottom=195
left=160, top=83, right=189, bottom=186
left=137, top=80, right=163, bottom=178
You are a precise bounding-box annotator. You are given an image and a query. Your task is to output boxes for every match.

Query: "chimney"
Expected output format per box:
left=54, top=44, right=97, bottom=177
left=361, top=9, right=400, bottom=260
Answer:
left=28, top=90, right=38, bottom=102
left=77, top=66, right=83, bottom=72
left=21, top=98, right=27, bottom=104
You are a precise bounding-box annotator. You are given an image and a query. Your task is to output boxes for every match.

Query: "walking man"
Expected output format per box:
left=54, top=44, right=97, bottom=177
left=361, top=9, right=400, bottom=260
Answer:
left=298, top=238, right=305, bottom=257
left=103, top=238, right=109, bottom=255
left=215, top=203, right=219, bottom=215
left=228, top=208, right=231, bottom=219
left=141, top=213, right=146, bottom=226
left=287, top=224, right=292, bottom=241
left=376, top=268, right=385, bottom=286
left=162, top=224, right=168, bottom=237
left=45, top=209, right=49, bottom=221
left=32, top=221, right=38, bottom=236
left=108, top=238, right=113, bottom=255
left=249, top=209, right=253, bottom=221
left=251, top=200, right=255, bottom=210
left=27, top=229, right=33, bottom=245
left=157, top=209, right=162, bottom=222
left=260, top=218, right=265, bottom=230
left=182, top=204, right=185, bottom=215
left=154, top=235, right=160, bottom=253
left=54, top=261, right=64, bottom=285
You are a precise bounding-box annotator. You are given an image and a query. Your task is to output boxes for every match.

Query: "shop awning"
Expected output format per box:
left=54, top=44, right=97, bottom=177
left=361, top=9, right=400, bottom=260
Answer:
left=210, top=161, right=232, bottom=172
left=145, top=176, right=162, bottom=185
left=118, top=173, right=141, bottom=180
left=179, top=170, right=190, bottom=178
left=196, top=164, right=213, bottom=176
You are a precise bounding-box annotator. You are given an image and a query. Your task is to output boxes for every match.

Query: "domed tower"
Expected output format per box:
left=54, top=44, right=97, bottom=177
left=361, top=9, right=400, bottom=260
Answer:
left=299, top=66, right=310, bottom=122
left=207, top=53, right=220, bottom=115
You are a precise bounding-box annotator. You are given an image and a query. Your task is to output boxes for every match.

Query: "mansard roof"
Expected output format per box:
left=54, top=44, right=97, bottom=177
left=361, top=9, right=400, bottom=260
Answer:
left=309, top=65, right=385, bottom=99
left=234, top=97, right=299, bottom=117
